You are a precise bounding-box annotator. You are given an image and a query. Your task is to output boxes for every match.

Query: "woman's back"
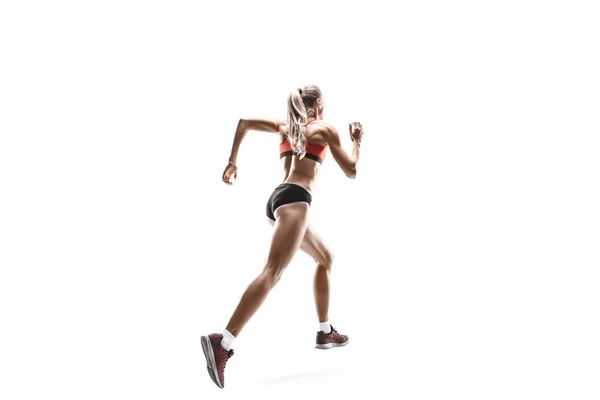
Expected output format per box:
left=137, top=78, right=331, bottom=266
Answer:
left=279, top=119, right=329, bottom=192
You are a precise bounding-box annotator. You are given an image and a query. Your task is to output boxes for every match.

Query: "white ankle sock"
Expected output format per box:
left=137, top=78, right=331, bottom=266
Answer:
left=221, top=329, right=236, bottom=351
left=319, top=321, right=332, bottom=334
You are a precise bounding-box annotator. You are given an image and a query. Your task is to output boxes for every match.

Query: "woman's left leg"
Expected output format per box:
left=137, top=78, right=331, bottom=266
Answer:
left=201, top=203, right=309, bottom=389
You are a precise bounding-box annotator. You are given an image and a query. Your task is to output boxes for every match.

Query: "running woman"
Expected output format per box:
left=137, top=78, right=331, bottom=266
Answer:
left=201, top=85, right=364, bottom=389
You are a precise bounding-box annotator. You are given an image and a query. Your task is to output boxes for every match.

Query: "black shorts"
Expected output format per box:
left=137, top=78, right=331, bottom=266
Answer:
left=266, top=183, right=312, bottom=221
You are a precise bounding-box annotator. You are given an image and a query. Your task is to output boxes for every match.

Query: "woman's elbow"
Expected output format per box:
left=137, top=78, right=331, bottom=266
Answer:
left=346, top=165, right=357, bottom=179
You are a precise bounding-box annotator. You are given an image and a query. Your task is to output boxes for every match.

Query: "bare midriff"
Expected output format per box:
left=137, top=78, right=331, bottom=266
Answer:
left=282, top=157, right=321, bottom=194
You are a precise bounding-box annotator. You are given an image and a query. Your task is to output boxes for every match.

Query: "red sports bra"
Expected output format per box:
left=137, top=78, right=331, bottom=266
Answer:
left=279, top=118, right=328, bottom=164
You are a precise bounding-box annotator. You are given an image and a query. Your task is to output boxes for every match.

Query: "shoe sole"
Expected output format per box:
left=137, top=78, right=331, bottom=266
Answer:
left=315, top=338, right=350, bottom=350
left=200, top=336, right=223, bottom=389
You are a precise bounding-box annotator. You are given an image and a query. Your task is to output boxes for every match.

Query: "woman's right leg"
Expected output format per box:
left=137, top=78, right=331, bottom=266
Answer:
left=294, top=224, right=349, bottom=349
left=224, top=202, right=310, bottom=337
left=299, top=224, right=334, bottom=324
left=266, top=220, right=334, bottom=323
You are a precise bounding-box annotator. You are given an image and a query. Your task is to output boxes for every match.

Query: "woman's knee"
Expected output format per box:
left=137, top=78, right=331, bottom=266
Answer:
left=262, top=263, right=286, bottom=287
left=319, top=250, right=334, bottom=271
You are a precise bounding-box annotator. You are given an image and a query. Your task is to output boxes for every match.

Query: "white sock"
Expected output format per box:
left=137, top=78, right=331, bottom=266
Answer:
left=319, top=321, right=332, bottom=334
left=221, top=329, right=236, bottom=351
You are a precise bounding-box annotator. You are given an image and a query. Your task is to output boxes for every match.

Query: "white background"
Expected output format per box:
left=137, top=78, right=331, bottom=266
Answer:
left=1, top=1, right=599, bottom=399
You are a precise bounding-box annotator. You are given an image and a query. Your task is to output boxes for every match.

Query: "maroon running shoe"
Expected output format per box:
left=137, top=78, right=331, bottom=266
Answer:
left=315, top=325, right=350, bottom=349
left=200, top=334, right=234, bottom=389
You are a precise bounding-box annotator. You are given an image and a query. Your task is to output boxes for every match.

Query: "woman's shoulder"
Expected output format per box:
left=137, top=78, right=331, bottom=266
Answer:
left=305, top=120, right=332, bottom=145
left=278, top=120, right=288, bottom=138
left=311, top=120, right=337, bottom=137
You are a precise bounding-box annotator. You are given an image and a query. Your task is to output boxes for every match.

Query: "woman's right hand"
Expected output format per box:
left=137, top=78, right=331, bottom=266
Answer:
left=222, top=161, right=238, bottom=185
left=349, top=122, right=364, bottom=143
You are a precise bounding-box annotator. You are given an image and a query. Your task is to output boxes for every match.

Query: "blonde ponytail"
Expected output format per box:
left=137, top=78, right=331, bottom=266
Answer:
left=287, top=88, right=308, bottom=159
left=286, top=85, right=323, bottom=160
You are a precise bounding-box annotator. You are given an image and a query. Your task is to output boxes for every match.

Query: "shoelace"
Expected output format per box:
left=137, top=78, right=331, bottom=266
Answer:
left=330, top=327, right=347, bottom=339
left=219, top=349, right=234, bottom=372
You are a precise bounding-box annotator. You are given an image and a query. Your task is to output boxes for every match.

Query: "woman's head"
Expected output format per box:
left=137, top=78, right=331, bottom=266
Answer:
left=287, top=85, right=323, bottom=159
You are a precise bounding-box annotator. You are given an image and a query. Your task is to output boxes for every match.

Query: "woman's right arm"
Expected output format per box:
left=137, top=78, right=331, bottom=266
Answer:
left=325, top=122, right=364, bottom=179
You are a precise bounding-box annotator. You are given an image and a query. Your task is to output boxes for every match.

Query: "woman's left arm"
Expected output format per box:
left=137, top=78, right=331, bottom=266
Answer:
left=228, top=119, right=282, bottom=165
left=222, top=118, right=285, bottom=184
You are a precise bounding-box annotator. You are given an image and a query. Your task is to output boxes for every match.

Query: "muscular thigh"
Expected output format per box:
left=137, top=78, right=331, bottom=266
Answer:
left=265, top=202, right=310, bottom=268
left=268, top=217, right=331, bottom=266
left=299, top=224, right=332, bottom=266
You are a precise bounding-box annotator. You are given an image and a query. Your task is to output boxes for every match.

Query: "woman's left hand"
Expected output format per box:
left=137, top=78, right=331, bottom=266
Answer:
left=222, top=161, right=238, bottom=185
